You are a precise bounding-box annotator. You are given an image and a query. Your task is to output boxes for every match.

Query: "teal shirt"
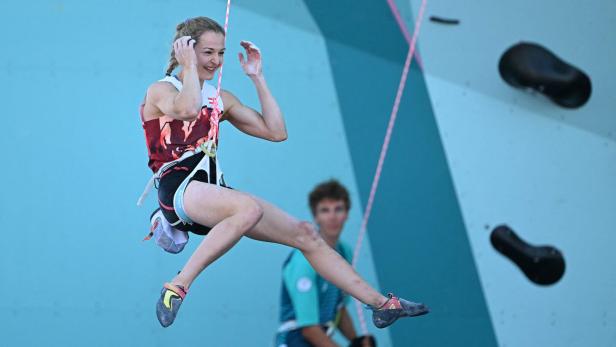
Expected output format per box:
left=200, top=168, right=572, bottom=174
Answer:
left=278, top=241, right=353, bottom=331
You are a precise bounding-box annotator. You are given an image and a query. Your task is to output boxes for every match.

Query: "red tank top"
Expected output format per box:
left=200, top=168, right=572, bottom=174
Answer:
left=141, top=76, right=224, bottom=172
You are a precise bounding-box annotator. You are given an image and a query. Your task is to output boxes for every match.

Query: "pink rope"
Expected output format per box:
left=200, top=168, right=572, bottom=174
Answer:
left=206, top=0, right=232, bottom=145
left=386, top=0, right=424, bottom=71
left=352, top=0, right=428, bottom=334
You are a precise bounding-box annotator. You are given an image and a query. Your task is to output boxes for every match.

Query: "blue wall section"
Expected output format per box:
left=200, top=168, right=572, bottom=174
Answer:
left=412, top=0, right=616, bottom=346
left=303, top=1, right=497, bottom=346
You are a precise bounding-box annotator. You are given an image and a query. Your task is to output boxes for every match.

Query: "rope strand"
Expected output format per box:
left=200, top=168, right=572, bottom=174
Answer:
left=205, top=0, right=232, bottom=156
left=352, top=0, right=428, bottom=334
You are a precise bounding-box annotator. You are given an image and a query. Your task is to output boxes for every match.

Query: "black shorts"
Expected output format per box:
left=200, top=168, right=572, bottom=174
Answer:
left=157, top=152, right=229, bottom=235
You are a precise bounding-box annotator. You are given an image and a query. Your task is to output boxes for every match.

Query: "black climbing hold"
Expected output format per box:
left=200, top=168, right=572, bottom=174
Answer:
left=429, top=16, right=460, bottom=25
left=490, top=225, right=565, bottom=285
left=498, top=42, right=591, bottom=108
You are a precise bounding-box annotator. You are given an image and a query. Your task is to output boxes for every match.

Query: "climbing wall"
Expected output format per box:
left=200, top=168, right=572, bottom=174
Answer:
left=1, top=0, right=614, bottom=346
left=404, top=0, right=616, bottom=346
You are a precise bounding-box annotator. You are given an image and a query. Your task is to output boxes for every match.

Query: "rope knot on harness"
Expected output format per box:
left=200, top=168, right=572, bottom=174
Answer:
left=203, top=96, right=222, bottom=158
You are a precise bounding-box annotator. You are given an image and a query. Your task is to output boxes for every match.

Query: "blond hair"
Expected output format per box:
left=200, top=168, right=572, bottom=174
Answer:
left=165, top=17, right=225, bottom=76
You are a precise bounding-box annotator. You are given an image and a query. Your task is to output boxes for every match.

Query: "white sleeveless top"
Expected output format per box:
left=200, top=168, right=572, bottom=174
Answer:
left=159, top=75, right=224, bottom=112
